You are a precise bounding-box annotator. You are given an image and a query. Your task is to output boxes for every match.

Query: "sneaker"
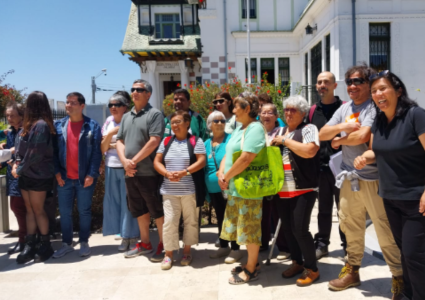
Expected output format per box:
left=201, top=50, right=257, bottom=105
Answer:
left=214, top=238, right=220, bottom=248
left=53, top=243, right=74, bottom=259
left=79, top=242, right=91, bottom=257
left=124, top=242, right=153, bottom=258
left=277, top=251, right=291, bottom=261
left=150, top=242, right=164, bottom=262
left=209, top=247, right=231, bottom=259
left=316, top=246, right=329, bottom=260
left=114, top=234, right=122, bottom=240
left=129, top=238, right=138, bottom=250
left=224, top=250, right=244, bottom=264
left=118, top=239, right=130, bottom=252
left=161, top=256, right=173, bottom=270
left=181, top=254, right=193, bottom=266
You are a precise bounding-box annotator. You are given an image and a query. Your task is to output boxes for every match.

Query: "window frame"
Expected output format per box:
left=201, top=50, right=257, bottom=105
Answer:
left=325, top=34, right=331, bottom=72
left=278, top=58, right=290, bottom=88
left=245, top=58, right=257, bottom=80
left=369, top=23, right=391, bottom=72
left=154, top=13, right=181, bottom=39
left=241, top=0, right=257, bottom=19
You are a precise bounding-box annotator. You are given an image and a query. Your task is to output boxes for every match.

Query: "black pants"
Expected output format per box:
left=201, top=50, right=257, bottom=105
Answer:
left=384, top=199, right=425, bottom=300
left=276, top=191, right=317, bottom=271
left=314, top=167, right=347, bottom=249
left=210, top=192, right=239, bottom=250
left=261, top=195, right=289, bottom=252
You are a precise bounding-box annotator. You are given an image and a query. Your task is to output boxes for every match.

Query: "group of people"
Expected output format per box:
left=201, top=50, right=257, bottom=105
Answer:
left=2, top=64, right=424, bottom=300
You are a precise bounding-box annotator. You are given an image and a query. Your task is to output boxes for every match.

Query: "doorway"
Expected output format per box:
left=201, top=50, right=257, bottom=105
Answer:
left=261, top=58, right=275, bottom=84
left=163, top=81, right=180, bottom=99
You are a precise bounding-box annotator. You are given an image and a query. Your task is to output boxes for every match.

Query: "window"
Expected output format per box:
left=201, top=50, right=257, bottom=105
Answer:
left=245, top=58, right=257, bottom=80
left=325, top=34, right=331, bottom=71
left=310, top=41, right=322, bottom=85
left=242, top=0, right=256, bottom=19
left=279, top=58, right=290, bottom=88
left=261, top=58, right=275, bottom=84
left=369, top=23, right=390, bottom=71
left=155, top=14, right=181, bottom=39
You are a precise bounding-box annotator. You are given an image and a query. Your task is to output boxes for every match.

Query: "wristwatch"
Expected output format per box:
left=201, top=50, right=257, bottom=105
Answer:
left=281, top=136, right=288, bottom=146
left=186, top=169, right=191, bottom=176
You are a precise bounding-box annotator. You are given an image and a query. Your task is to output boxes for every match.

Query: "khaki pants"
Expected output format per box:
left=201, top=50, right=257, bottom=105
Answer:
left=162, top=194, right=199, bottom=251
left=339, top=180, right=402, bottom=276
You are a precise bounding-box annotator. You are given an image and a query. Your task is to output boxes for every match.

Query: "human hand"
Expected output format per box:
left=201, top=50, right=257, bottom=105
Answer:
left=123, top=159, right=136, bottom=172
left=0, top=143, right=6, bottom=150
left=340, top=122, right=361, bottom=134
left=83, top=176, right=94, bottom=188
left=354, top=156, right=367, bottom=170
left=125, top=168, right=137, bottom=177
left=3, top=129, right=9, bottom=136
left=271, top=136, right=284, bottom=146
left=218, top=173, right=228, bottom=191
left=109, top=126, right=120, bottom=136
left=56, top=173, right=65, bottom=187
left=331, top=137, right=342, bottom=149
left=11, top=164, right=18, bottom=178
left=420, top=193, right=425, bottom=216
left=109, top=143, right=117, bottom=150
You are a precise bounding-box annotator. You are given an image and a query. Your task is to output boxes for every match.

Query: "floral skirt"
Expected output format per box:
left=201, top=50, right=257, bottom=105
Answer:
left=220, top=195, right=263, bottom=246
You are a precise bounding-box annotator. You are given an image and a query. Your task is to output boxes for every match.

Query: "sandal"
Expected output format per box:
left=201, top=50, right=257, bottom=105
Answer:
left=231, top=262, right=260, bottom=275
left=229, top=268, right=259, bottom=285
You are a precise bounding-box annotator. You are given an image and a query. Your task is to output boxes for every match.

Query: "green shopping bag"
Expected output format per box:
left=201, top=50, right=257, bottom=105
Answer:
left=232, top=126, right=284, bottom=198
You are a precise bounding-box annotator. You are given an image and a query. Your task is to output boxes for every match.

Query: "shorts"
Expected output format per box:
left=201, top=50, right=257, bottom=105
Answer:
left=220, top=195, right=263, bottom=246
left=125, top=176, right=164, bottom=219
left=18, top=176, right=54, bottom=192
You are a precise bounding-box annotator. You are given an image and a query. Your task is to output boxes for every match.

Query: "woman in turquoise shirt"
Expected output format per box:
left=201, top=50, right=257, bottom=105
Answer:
left=205, top=111, right=242, bottom=264
left=217, top=92, right=266, bottom=285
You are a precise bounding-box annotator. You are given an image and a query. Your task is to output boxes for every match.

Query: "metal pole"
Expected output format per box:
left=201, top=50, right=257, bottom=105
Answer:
left=91, top=76, right=96, bottom=104
left=247, top=0, right=251, bottom=84
left=0, top=175, right=9, bottom=233
left=352, top=0, right=357, bottom=66
left=223, top=0, right=228, bottom=82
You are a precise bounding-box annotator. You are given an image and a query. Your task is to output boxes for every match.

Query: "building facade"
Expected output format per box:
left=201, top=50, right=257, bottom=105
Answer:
left=122, top=0, right=425, bottom=109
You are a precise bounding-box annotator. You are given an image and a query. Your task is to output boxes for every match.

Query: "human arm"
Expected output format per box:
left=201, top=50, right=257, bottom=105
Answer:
left=173, top=153, right=206, bottom=180
left=100, top=126, right=119, bottom=153
left=319, top=122, right=361, bottom=141
left=85, top=122, right=102, bottom=187
left=331, top=126, right=371, bottom=148
left=223, top=152, right=257, bottom=183
left=417, top=133, right=425, bottom=215
left=131, top=136, right=162, bottom=165
left=353, top=133, right=376, bottom=170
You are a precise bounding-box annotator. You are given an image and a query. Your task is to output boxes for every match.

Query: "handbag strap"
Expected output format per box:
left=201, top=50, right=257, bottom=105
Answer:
left=240, top=123, right=270, bottom=150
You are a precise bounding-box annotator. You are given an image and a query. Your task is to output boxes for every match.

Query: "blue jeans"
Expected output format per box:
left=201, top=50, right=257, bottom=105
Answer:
left=102, top=167, right=139, bottom=238
left=58, top=178, right=97, bottom=244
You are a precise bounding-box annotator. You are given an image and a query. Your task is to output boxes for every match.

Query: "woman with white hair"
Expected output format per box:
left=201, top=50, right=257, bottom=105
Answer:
left=271, top=95, right=321, bottom=287
left=204, top=111, right=241, bottom=263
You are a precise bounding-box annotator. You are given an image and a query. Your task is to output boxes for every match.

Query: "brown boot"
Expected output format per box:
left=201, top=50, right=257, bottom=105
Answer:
left=391, top=276, right=404, bottom=300
left=296, top=268, right=320, bottom=287
left=328, top=263, right=361, bottom=291
left=282, top=260, right=304, bottom=278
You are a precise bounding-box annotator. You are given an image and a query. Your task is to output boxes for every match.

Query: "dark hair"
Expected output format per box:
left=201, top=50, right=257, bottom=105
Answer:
left=170, top=110, right=192, bottom=130
left=133, top=80, right=152, bottom=93
left=260, top=103, right=279, bottom=127
left=370, top=71, right=418, bottom=126
left=345, top=63, right=377, bottom=83
left=66, top=92, right=85, bottom=105
left=114, top=90, right=131, bottom=103
left=234, top=91, right=260, bottom=119
left=214, top=92, right=234, bottom=112
left=174, top=89, right=191, bottom=102
left=22, top=91, right=55, bottom=136
left=258, top=93, right=272, bottom=104
left=5, top=101, right=24, bottom=118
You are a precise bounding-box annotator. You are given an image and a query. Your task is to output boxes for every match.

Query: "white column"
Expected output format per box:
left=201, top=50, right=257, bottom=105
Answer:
left=321, top=36, right=326, bottom=72
left=274, top=57, right=279, bottom=86
left=256, top=57, right=260, bottom=82
left=146, top=61, right=159, bottom=109
left=178, top=60, right=190, bottom=88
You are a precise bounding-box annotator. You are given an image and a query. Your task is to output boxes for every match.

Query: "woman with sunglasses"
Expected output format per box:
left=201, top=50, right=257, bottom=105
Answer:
left=213, top=92, right=239, bottom=134
left=354, top=71, right=425, bottom=300
left=271, top=95, right=321, bottom=287
left=204, top=111, right=242, bottom=263
left=101, top=93, right=139, bottom=252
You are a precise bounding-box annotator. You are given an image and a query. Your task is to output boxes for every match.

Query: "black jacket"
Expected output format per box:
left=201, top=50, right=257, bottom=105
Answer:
left=308, top=96, right=344, bottom=166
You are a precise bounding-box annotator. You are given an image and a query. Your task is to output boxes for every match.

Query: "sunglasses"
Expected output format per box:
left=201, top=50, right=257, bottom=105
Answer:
left=284, top=108, right=297, bottom=113
left=131, top=88, right=148, bottom=93
left=213, top=99, right=226, bottom=105
left=345, top=78, right=366, bottom=86
left=213, top=119, right=226, bottom=124
left=108, top=103, right=125, bottom=108
left=369, top=70, right=390, bottom=81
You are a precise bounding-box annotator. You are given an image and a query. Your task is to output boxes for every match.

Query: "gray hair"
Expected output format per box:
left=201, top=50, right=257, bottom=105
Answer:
left=283, top=95, right=309, bottom=115
left=261, top=103, right=278, bottom=115
left=109, top=94, right=130, bottom=107
left=206, top=110, right=226, bottom=130
left=133, top=79, right=152, bottom=93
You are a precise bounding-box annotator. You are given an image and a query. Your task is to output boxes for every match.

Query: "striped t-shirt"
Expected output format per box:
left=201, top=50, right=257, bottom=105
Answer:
left=157, top=137, right=206, bottom=195
left=278, top=124, right=320, bottom=198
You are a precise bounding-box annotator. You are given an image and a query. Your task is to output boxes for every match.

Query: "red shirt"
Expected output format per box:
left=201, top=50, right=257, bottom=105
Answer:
left=66, top=120, right=83, bottom=179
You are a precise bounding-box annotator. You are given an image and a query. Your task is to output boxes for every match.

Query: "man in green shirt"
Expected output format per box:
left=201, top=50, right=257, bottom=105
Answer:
left=163, top=89, right=208, bottom=141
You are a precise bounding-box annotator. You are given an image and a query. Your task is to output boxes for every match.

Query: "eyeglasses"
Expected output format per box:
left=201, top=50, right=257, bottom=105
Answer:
left=213, top=119, right=226, bottom=124
left=108, top=103, right=125, bottom=108
left=131, top=88, right=148, bottom=93
left=369, top=70, right=390, bottom=81
left=345, top=78, right=366, bottom=86
left=284, top=108, right=297, bottom=114
left=260, top=112, right=275, bottom=116
left=66, top=101, right=80, bottom=106
left=171, top=120, right=183, bottom=125
left=213, top=99, right=226, bottom=105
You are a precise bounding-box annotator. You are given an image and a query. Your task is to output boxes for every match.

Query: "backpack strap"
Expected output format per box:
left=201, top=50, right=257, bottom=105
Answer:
left=163, top=136, right=173, bottom=147
left=308, top=104, right=317, bottom=123
left=161, top=135, right=176, bottom=165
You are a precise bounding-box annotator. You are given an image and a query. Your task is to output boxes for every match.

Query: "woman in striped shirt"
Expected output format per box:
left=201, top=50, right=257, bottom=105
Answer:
left=271, top=95, right=321, bottom=287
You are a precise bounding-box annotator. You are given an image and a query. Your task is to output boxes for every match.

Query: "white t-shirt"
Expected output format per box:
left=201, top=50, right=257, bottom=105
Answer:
left=101, top=116, right=122, bottom=168
left=157, top=137, right=206, bottom=195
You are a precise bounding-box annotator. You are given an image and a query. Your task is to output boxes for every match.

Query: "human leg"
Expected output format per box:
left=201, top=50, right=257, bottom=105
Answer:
left=315, top=168, right=335, bottom=249
left=10, top=196, right=27, bottom=244
left=57, top=179, right=76, bottom=245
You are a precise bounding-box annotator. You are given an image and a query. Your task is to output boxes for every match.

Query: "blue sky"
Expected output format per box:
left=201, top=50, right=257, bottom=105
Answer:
left=0, top=0, right=139, bottom=106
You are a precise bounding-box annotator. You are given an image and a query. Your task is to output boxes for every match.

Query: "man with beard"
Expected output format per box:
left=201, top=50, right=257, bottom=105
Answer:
left=308, top=72, right=347, bottom=259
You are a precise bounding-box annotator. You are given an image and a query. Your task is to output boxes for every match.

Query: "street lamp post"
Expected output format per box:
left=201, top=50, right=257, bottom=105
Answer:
left=91, top=69, right=107, bottom=104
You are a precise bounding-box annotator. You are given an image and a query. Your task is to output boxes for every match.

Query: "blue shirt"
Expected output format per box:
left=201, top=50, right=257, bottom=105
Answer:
left=204, top=133, right=230, bottom=194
